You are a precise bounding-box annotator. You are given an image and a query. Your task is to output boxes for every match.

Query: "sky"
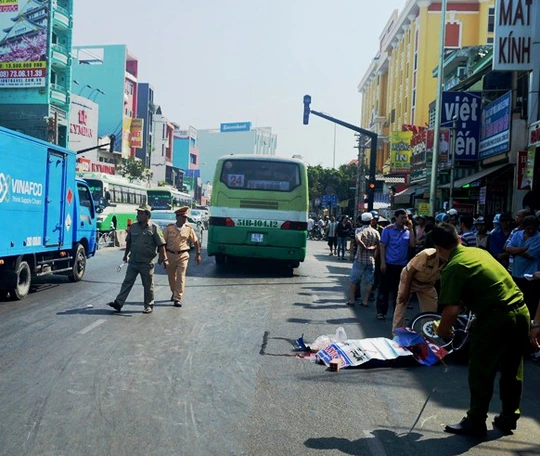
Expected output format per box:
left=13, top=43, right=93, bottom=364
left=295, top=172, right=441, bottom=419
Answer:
left=72, top=0, right=406, bottom=169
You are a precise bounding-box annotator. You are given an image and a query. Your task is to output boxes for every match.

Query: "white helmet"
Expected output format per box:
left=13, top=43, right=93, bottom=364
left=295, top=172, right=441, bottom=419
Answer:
left=447, top=208, right=458, bottom=216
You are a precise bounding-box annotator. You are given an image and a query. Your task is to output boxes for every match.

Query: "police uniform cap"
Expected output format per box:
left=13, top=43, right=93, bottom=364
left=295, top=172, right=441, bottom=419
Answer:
left=473, top=216, right=486, bottom=225
left=137, top=203, right=152, bottom=213
left=175, top=206, right=190, bottom=216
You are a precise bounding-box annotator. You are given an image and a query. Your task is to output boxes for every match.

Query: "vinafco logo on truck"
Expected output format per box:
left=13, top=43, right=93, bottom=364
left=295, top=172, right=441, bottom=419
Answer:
left=0, top=173, right=43, bottom=205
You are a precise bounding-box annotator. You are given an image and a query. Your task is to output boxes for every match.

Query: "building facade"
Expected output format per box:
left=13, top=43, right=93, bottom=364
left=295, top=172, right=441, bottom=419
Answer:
left=72, top=44, right=139, bottom=159
left=136, top=82, right=155, bottom=168
left=0, top=0, right=73, bottom=147
left=197, top=123, right=277, bottom=185
left=358, top=0, right=495, bottom=174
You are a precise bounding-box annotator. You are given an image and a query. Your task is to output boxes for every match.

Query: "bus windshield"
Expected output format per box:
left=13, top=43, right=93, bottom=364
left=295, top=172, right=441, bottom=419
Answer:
left=220, top=160, right=300, bottom=192
left=85, top=179, right=104, bottom=202
left=148, top=191, right=172, bottom=209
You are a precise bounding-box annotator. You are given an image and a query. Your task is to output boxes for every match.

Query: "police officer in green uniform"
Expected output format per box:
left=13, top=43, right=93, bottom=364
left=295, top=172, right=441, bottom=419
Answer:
left=432, top=223, right=530, bottom=437
left=107, top=204, right=167, bottom=314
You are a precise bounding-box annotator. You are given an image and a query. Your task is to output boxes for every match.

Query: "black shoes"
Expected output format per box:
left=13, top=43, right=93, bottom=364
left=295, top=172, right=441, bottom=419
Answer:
left=173, top=300, right=182, bottom=307
left=444, top=417, right=487, bottom=437
left=492, top=415, right=517, bottom=435
left=107, top=301, right=122, bottom=312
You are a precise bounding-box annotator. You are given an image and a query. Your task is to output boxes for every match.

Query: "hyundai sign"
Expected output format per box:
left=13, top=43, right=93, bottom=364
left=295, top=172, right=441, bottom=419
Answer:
left=220, top=122, right=251, bottom=133
left=441, top=92, right=482, bottom=161
left=479, top=91, right=511, bottom=160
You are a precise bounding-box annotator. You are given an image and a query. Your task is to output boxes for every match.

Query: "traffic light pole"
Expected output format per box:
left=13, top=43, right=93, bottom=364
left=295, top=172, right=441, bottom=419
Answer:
left=76, top=134, right=116, bottom=155
left=304, top=104, right=378, bottom=211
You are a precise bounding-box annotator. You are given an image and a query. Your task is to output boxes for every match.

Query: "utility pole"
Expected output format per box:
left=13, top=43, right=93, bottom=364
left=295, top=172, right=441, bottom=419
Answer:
left=448, top=117, right=457, bottom=209
left=353, top=136, right=368, bottom=223
left=429, top=0, right=448, bottom=216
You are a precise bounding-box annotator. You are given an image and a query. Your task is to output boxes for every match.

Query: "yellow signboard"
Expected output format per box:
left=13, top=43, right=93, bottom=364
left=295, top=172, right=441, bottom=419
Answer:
left=417, top=203, right=431, bottom=216
left=390, top=131, right=413, bottom=173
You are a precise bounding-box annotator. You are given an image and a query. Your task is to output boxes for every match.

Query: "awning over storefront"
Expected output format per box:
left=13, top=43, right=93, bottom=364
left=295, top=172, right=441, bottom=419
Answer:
left=393, top=186, right=418, bottom=205
left=439, top=163, right=511, bottom=189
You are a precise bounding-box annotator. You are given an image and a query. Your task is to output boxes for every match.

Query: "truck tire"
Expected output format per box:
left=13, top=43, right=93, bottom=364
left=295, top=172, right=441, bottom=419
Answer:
left=10, top=261, right=31, bottom=300
left=68, top=244, right=87, bottom=282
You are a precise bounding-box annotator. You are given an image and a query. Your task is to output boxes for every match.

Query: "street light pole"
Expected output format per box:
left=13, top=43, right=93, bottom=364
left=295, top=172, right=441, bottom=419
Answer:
left=449, top=116, right=457, bottom=209
left=429, top=0, right=448, bottom=216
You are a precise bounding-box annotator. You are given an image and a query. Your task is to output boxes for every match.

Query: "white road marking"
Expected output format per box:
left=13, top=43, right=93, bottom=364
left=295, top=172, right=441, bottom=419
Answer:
left=363, top=430, right=388, bottom=456
left=79, top=319, right=106, bottom=334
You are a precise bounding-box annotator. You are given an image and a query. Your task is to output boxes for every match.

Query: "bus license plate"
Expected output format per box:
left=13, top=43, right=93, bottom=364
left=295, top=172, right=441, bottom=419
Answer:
left=251, top=233, right=264, bottom=243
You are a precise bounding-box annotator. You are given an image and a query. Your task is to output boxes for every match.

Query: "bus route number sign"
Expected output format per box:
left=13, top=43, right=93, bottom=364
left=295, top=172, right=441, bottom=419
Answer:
left=227, top=174, right=245, bottom=187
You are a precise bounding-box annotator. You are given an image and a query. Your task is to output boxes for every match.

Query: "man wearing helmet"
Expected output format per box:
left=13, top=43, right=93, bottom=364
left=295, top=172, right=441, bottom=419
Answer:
left=447, top=208, right=459, bottom=227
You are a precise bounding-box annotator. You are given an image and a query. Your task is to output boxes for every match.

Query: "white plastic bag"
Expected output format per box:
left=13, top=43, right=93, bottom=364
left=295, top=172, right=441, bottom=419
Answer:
left=310, top=327, right=348, bottom=350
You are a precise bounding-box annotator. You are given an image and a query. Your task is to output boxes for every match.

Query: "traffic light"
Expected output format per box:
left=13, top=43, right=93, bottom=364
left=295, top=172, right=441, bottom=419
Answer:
left=303, top=95, right=311, bottom=125
left=109, top=134, right=116, bottom=153
left=368, top=181, right=376, bottom=190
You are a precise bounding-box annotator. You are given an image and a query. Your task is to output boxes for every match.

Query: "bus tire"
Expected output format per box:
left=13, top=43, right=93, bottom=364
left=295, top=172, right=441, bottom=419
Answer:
left=215, top=254, right=226, bottom=265
left=10, top=260, right=31, bottom=300
left=68, top=244, right=87, bottom=282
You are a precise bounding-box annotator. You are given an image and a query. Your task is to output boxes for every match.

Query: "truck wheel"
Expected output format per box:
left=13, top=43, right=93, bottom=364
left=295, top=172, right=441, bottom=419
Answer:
left=68, top=244, right=87, bottom=282
left=10, top=261, right=31, bottom=300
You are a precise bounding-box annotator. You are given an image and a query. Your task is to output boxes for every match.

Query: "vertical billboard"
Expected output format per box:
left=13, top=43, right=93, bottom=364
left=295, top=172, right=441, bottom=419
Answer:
left=390, top=131, right=413, bottom=173
left=479, top=91, right=511, bottom=159
left=441, top=92, right=482, bottom=161
left=130, top=118, right=144, bottom=148
left=0, top=0, right=49, bottom=88
left=69, top=94, right=99, bottom=152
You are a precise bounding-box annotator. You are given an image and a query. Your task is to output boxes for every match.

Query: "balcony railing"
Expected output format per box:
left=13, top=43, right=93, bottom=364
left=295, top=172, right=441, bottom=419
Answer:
left=52, top=5, right=71, bottom=29
left=50, top=83, right=68, bottom=105
left=51, top=43, right=69, bottom=67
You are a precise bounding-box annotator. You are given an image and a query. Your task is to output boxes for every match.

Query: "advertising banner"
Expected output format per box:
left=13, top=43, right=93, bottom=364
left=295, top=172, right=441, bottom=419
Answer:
left=518, top=150, right=531, bottom=190
left=0, top=0, right=48, bottom=88
left=479, top=91, right=511, bottom=159
left=441, top=92, right=482, bottom=161
left=130, top=118, right=144, bottom=149
left=526, top=147, right=536, bottom=190
left=390, top=131, right=413, bottom=173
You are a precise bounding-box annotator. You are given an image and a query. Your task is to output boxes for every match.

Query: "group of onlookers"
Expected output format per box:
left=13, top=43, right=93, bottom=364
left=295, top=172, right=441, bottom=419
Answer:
left=338, top=206, right=540, bottom=437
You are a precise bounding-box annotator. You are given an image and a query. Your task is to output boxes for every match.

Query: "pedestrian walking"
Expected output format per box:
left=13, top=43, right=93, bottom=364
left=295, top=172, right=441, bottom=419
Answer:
left=163, top=206, right=202, bottom=307
left=326, top=215, right=338, bottom=255
left=346, top=212, right=380, bottom=307
left=107, top=204, right=167, bottom=314
left=376, top=209, right=416, bottom=320
left=432, top=223, right=530, bottom=437
left=391, top=248, right=444, bottom=334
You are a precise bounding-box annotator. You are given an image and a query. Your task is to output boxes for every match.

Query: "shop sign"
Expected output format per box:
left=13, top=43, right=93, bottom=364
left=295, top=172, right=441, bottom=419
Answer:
left=442, top=92, right=481, bottom=161
left=479, top=186, right=487, bottom=205
left=526, top=147, right=536, bottom=190
left=517, top=150, right=531, bottom=190
left=453, top=202, right=475, bottom=215
left=390, top=131, right=413, bottom=173
left=76, top=158, right=91, bottom=173
left=417, top=203, right=431, bottom=216
left=529, top=120, right=540, bottom=147
left=479, top=91, right=511, bottom=159
left=493, top=0, right=534, bottom=71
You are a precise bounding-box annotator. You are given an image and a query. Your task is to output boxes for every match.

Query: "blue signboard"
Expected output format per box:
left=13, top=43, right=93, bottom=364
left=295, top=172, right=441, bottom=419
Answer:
left=441, top=92, right=482, bottom=161
left=321, top=194, right=338, bottom=208
left=220, top=122, right=252, bottom=133
left=479, top=91, right=511, bottom=160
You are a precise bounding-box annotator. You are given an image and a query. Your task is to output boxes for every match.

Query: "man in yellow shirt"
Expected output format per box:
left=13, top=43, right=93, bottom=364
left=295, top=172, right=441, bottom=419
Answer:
left=163, top=206, right=202, bottom=307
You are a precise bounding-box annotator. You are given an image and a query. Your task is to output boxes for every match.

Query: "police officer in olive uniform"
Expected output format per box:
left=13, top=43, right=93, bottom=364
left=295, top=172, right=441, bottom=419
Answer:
left=432, top=223, right=530, bottom=437
left=163, top=206, right=202, bottom=307
left=107, top=204, right=167, bottom=314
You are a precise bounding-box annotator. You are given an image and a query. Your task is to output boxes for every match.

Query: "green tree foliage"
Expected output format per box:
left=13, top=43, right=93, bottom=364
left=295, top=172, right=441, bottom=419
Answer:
left=307, top=163, right=358, bottom=214
left=116, top=157, right=153, bottom=183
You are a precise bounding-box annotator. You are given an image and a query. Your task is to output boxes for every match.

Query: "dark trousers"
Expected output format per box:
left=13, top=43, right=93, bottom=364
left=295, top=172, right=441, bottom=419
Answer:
left=513, top=277, right=540, bottom=318
left=467, top=304, right=530, bottom=423
left=376, top=263, right=404, bottom=316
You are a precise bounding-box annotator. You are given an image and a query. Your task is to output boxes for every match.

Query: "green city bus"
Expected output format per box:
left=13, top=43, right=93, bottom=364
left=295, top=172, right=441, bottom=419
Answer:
left=78, top=172, right=147, bottom=232
left=147, top=187, right=192, bottom=210
left=207, top=155, right=308, bottom=268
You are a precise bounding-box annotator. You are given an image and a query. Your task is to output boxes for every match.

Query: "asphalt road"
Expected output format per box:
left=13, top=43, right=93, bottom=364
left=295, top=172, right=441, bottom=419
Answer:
left=1, top=239, right=539, bottom=456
